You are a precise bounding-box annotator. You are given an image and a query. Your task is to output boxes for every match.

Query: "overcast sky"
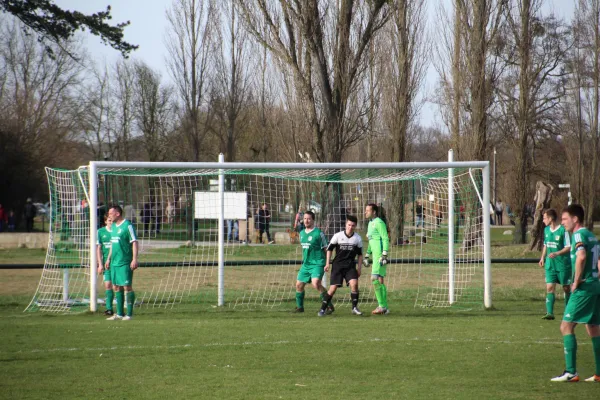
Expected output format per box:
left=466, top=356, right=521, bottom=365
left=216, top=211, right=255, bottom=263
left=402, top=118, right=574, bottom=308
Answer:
left=54, top=0, right=575, bottom=128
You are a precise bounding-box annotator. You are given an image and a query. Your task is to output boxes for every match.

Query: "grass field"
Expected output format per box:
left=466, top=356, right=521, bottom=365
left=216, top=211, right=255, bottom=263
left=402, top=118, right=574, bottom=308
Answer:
left=2, top=227, right=600, bottom=399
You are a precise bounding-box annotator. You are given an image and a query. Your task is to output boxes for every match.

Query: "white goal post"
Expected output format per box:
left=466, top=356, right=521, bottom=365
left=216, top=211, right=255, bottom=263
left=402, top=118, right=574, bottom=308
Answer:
left=84, top=155, right=492, bottom=312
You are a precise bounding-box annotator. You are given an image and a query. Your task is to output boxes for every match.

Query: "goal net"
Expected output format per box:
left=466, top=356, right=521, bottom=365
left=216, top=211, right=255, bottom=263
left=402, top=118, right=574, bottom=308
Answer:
left=26, top=160, right=491, bottom=313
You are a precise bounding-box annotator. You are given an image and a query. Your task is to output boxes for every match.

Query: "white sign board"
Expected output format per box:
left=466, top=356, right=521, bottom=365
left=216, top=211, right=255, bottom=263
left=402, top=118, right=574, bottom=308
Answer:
left=194, top=192, right=247, bottom=219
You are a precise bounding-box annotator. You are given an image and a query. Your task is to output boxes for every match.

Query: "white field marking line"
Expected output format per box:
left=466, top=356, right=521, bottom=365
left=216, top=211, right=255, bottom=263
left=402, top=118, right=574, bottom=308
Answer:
left=1, top=336, right=584, bottom=356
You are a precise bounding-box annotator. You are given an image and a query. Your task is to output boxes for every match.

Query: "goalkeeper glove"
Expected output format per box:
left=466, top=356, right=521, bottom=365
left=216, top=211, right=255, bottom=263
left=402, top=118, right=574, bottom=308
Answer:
left=379, top=251, right=388, bottom=266
left=362, top=254, right=371, bottom=268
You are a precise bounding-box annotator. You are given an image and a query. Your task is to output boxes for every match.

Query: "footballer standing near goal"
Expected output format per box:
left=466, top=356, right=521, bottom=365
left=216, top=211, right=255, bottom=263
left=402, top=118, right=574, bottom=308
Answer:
left=97, top=214, right=114, bottom=316
left=105, top=205, right=139, bottom=321
left=551, top=204, right=600, bottom=382
left=363, top=203, right=390, bottom=315
left=319, top=215, right=364, bottom=317
left=294, top=211, right=332, bottom=313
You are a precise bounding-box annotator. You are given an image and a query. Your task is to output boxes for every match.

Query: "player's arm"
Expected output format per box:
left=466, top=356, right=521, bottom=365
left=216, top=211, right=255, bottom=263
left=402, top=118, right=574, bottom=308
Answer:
left=550, top=246, right=570, bottom=258
left=356, top=240, right=363, bottom=277
left=539, top=245, right=546, bottom=267
left=129, top=223, right=139, bottom=270
left=378, top=220, right=390, bottom=265
left=325, top=250, right=333, bottom=272
left=96, top=244, right=104, bottom=274
left=325, top=234, right=337, bottom=272
left=572, top=242, right=587, bottom=291
left=105, top=246, right=112, bottom=269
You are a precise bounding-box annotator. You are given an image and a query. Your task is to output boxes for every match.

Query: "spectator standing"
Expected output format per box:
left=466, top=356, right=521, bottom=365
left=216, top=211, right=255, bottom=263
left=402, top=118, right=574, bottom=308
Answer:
left=415, top=201, right=424, bottom=228
left=294, top=207, right=305, bottom=232
left=258, top=203, right=273, bottom=244
left=7, top=210, right=16, bottom=232
left=495, top=199, right=504, bottom=225
left=142, top=203, right=153, bottom=234
left=0, top=204, right=6, bottom=232
left=24, top=198, right=36, bottom=232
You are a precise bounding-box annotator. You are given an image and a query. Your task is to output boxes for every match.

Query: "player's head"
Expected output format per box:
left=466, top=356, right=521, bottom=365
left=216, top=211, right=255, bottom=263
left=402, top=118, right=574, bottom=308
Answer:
left=303, top=210, right=315, bottom=229
left=561, top=204, right=585, bottom=233
left=365, top=203, right=378, bottom=219
left=103, top=213, right=112, bottom=228
left=108, top=204, right=123, bottom=222
left=345, top=215, right=357, bottom=235
left=262, top=203, right=268, bottom=210
left=542, top=209, right=557, bottom=226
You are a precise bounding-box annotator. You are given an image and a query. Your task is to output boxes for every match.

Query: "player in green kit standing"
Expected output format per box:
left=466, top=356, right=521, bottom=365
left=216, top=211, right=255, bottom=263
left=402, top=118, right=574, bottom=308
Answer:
left=96, top=214, right=114, bottom=316
left=363, top=203, right=390, bottom=315
left=105, top=205, right=139, bottom=321
left=294, top=211, right=332, bottom=313
left=539, top=209, right=571, bottom=320
left=551, top=204, right=600, bottom=382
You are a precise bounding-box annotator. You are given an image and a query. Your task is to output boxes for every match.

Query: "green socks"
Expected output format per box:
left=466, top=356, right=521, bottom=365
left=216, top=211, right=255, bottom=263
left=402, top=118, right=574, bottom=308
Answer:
left=381, top=283, right=388, bottom=309
left=372, top=280, right=383, bottom=308
left=564, top=334, right=577, bottom=374
left=592, top=336, right=600, bottom=375
left=565, top=292, right=571, bottom=306
left=546, top=293, right=555, bottom=315
left=126, top=291, right=135, bottom=317
left=105, top=289, right=114, bottom=312
left=296, top=291, right=305, bottom=308
left=116, top=290, right=125, bottom=316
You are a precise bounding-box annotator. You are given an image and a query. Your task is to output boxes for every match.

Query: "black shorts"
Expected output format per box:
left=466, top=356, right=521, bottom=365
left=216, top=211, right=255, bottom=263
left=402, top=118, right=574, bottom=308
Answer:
left=330, top=266, right=358, bottom=287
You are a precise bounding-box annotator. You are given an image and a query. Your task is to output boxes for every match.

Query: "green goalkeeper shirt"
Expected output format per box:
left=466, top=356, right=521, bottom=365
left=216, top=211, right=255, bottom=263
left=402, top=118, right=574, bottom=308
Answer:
left=367, top=217, right=389, bottom=255
left=97, top=226, right=112, bottom=265
left=110, top=219, right=137, bottom=267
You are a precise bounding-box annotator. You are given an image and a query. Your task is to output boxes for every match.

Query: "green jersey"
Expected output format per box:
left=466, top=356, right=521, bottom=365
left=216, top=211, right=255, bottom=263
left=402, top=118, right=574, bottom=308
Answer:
left=570, top=228, right=600, bottom=287
left=366, top=217, right=389, bottom=255
left=97, top=226, right=112, bottom=264
left=110, top=219, right=137, bottom=267
left=543, top=225, right=570, bottom=270
left=300, top=227, right=328, bottom=267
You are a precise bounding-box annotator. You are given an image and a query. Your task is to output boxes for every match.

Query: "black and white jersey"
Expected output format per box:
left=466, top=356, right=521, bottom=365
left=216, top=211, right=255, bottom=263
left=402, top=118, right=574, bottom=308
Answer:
left=327, top=231, right=363, bottom=269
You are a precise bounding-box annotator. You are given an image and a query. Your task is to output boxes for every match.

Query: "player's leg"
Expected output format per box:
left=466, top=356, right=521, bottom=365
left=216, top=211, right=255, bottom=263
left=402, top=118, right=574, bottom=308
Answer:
left=544, top=266, right=558, bottom=319
left=348, top=277, right=361, bottom=315
left=295, top=269, right=309, bottom=312
left=585, top=322, right=600, bottom=382
left=320, top=268, right=341, bottom=316
left=103, top=277, right=114, bottom=315
left=124, top=284, right=135, bottom=320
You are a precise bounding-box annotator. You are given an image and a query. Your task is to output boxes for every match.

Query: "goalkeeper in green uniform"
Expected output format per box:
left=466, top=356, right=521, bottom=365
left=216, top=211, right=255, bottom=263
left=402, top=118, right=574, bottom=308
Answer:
left=363, top=203, right=390, bottom=315
left=551, top=204, right=600, bottom=383
left=539, top=209, right=571, bottom=320
left=96, top=214, right=114, bottom=316
left=294, top=211, right=332, bottom=313
left=105, top=205, right=139, bottom=321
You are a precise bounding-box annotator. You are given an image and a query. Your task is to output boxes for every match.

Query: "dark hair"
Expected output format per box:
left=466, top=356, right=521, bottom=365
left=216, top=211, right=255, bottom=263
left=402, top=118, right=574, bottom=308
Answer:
left=366, top=203, right=378, bottom=215
left=109, top=204, right=123, bottom=215
left=562, top=204, right=584, bottom=224
left=346, top=215, right=358, bottom=224
left=304, top=210, right=315, bottom=220
left=543, top=208, right=557, bottom=222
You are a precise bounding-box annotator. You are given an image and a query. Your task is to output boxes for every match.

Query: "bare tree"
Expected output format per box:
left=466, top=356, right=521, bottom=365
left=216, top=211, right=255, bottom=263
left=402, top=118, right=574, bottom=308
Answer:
left=132, top=61, right=175, bottom=161
left=165, top=0, right=217, bottom=161
left=213, top=1, right=254, bottom=162
left=498, top=0, right=570, bottom=243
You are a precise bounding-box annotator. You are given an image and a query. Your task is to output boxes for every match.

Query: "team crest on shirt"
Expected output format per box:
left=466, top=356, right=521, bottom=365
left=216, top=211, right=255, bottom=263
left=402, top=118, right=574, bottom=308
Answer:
left=308, top=236, right=312, bottom=241
left=555, top=236, right=560, bottom=240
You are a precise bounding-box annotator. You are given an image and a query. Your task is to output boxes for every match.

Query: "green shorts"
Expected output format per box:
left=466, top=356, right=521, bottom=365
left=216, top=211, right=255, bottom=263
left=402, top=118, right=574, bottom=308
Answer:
left=563, top=288, right=600, bottom=325
left=103, top=269, right=111, bottom=283
left=371, top=252, right=387, bottom=277
left=110, top=264, right=134, bottom=287
left=545, top=266, right=571, bottom=285
left=297, top=263, right=325, bottom=283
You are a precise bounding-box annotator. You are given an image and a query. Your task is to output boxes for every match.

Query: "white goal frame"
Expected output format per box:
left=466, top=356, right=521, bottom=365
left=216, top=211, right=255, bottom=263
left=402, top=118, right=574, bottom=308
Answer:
left=87, top=155, right=492, bottom=311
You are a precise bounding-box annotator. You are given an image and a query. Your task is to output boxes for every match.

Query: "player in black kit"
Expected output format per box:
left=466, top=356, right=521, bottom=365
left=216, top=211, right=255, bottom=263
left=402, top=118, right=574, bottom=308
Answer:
left=319, top=215, right=364, bottom=316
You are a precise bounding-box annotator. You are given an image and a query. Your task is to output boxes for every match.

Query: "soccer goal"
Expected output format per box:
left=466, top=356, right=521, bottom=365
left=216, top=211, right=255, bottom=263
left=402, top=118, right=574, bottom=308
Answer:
left=26, top=152, right=491, bottom=313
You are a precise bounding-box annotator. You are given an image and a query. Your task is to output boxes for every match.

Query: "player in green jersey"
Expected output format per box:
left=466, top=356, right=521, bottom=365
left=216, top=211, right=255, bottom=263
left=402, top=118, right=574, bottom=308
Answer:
left=294, top=210, right=331, bottom=313
left=539, top=209, right=571, bottom=320
left=551, top=204, right=600, bottom=383
left=96, top=214, right=114, bottom=316
left=105, top=205, right=138, bottom=321
left=363, top=203, right=390, bottom=315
